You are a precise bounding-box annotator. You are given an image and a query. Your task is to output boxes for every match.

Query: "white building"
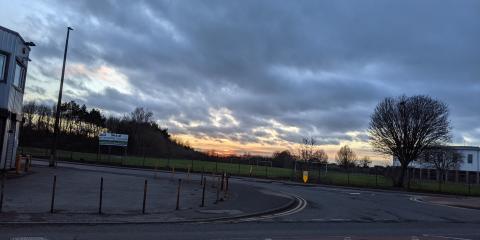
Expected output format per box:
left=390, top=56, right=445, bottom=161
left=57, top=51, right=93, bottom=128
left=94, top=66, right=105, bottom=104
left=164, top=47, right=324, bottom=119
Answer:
left=0, top=26, right=34, bottom=170
left=393, top=146, right=480, bottom=172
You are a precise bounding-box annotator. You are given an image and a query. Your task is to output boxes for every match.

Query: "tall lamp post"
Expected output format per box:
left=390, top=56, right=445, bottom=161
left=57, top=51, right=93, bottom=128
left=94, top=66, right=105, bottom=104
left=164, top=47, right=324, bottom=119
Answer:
left=50, top=27, right=73, bottom=167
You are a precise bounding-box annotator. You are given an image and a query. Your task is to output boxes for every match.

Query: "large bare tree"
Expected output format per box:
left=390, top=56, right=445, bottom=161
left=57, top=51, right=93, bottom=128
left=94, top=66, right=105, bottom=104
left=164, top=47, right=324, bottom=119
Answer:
left=368, top=95, right=451, bottom=187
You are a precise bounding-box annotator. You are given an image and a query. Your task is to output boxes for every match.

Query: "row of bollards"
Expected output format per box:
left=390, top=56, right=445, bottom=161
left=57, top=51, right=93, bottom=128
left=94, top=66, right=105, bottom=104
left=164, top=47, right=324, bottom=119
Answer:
left=45, top=172, right=227, bottom=214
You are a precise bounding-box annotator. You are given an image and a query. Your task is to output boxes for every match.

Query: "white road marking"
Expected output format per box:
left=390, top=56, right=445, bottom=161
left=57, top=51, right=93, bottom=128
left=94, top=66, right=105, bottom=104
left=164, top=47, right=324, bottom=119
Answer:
left=423, top=234, right=473, bottom=240
left=11, top=238, right=48, bottom=240
left=349, top=192, right=360, bottom=195
left=230, top=194, right=308, bottom=223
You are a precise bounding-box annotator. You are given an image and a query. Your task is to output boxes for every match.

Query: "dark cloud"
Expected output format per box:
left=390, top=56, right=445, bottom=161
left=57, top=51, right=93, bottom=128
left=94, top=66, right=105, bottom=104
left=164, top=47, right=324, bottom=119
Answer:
left=11, top=0, right=480, bottom=150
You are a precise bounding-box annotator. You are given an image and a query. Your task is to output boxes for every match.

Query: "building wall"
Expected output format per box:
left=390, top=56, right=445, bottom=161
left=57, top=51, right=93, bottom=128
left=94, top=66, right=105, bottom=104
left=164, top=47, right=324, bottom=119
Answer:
left=392, top=146, right=480, bottom=172
left=0, top=26, right=31, bottom=170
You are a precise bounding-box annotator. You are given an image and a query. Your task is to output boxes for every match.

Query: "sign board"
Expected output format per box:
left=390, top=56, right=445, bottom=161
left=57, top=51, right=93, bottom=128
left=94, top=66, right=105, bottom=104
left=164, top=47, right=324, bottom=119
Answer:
left=99, top=133, right=128, bottom=147
left=302, top=171, right=309, bottom=183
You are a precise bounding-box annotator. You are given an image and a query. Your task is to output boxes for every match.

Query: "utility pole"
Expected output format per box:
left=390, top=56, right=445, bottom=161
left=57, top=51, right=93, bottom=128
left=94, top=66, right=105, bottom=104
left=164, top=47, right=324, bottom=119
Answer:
left=50, top=27, right=73, bottom=167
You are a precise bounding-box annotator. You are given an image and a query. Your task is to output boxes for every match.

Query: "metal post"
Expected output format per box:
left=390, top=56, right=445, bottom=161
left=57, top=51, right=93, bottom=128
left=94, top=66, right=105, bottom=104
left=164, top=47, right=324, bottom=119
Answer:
left=175, top=179, right=181, bottom=210
left=375, top=168, right=378, bottom=187
left=201, top=177, right=206, bottom=207
left=99, top=177, right=103, bottom=214
left=50, top=27, right=73, bottom=167
left=215, top=176, right=221, bottom=203
left=225, top=174, right=229, bottom=193
left=50, top=175, right=57, bottom=213
left=0, top=173, right=5, bottom=213
left=142, top=179, right=147, bottom=214
left=220, top=172, right=225, bottom=191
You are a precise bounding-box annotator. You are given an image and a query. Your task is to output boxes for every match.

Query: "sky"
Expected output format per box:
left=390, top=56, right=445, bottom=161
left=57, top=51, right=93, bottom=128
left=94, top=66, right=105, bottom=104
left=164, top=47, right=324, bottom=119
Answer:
left=1, top=0, right=479, bottom=162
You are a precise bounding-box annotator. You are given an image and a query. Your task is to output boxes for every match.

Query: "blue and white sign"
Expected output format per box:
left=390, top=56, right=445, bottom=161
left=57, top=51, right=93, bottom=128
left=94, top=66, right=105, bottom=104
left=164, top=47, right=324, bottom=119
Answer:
left=99, top=133, right=129, bottom=147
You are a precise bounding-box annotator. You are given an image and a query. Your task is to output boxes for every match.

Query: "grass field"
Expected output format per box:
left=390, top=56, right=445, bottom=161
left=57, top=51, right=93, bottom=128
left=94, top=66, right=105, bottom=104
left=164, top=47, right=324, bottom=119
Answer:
left=19, top=146, right=480, bottom=196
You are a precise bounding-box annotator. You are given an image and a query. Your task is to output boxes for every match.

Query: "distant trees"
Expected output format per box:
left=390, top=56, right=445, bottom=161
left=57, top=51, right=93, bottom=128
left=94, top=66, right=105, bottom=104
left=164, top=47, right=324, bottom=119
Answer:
left=272, top=150, right=296, bottom=168
left=369, top=95, right=451, bottom=187
left=298, top=137, right=329, bottom=163
left=20, top=101, right=201, bottom=160
left=298, top=137, right=316, bottom=162
left=335, top=145, right=357, bottom=169
left=359, top=156, right=372, bottom=168
left=21, top=100, right=106, bottom=137
left=311, top=149, right=328, bottom=164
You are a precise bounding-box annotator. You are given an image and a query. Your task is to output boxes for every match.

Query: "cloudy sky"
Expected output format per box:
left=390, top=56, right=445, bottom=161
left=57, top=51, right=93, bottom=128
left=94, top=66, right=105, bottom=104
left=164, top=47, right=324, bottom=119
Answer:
left=1, top=0, right=479, bottom=161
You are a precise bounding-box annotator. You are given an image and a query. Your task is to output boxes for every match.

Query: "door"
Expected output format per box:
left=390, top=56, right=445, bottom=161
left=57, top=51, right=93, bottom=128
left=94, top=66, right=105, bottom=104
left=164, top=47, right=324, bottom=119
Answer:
left=4, top=120, right=16, bottom=170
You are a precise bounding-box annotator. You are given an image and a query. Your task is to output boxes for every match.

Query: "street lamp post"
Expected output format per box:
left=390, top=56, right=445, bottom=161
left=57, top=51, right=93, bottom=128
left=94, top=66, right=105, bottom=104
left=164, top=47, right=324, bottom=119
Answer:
left=50, top=27, right=73, bottom=167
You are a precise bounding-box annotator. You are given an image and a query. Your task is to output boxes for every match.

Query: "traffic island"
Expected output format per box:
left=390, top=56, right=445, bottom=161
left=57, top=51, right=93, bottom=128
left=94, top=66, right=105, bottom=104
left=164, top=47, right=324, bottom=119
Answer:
left=0, top=165, right=296, bottom=224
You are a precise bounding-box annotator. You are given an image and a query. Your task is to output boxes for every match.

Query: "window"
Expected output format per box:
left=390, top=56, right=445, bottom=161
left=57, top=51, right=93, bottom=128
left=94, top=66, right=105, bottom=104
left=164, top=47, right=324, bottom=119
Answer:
left=0, top=54, right=6, bottom=81
left=467, top=154, right=473, bottom=164
left=13, top=60, right=25, bottom=90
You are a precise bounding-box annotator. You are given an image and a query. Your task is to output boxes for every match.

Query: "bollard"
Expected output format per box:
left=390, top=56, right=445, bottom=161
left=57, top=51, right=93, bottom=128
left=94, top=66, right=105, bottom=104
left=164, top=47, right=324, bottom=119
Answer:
left=99, top=177, right=104, bottom=214
left=225, top=174, right=229, bottom=193
left=187, top=167, right=191, bottom=181
left=175, top=179, right=182, bottom=210
left=200, top=169, right=204, bottom=186
left=142, top=179, right=148, bottom=214
left=220, top=172, right=225, bottom=191
left=171, top=167, right=175, bottom=179
left=50, top=175, right=57, bottom=213
left=0, top=173, right=5, bottom=213
left=215, top=177, right=221, bottom=204
left=224, top=174, right=230, bottom=199
left=201, top=177, right=206, bottom=207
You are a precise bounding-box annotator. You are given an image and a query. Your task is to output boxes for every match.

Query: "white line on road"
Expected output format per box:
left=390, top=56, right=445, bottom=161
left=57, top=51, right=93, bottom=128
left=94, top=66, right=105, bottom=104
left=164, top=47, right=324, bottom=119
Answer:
left=423, top=234, right=473, bottom=240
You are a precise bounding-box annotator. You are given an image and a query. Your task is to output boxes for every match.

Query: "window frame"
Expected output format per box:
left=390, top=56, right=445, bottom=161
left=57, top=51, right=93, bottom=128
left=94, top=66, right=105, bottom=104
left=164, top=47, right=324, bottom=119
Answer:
left=467, top=154, right=473, bottom=164
left=0, top=50, right=10, bottom=83
left=12, top=58, right=26, bottom=92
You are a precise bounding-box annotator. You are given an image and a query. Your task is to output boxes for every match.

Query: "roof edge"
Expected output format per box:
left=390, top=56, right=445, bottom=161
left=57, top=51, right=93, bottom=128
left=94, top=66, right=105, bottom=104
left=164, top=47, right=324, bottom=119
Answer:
left=0, top=25, right=30, bottom=49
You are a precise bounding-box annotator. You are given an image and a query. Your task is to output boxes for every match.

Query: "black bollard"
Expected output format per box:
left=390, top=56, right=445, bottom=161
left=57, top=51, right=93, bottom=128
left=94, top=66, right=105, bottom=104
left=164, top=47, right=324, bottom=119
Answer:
left=215, top=177, right=221, bottom=204
left=225, top=174, right=229, bottom=193
left=201, top=177, right=206, bottom=207
left=176, top=179, right=182, bottom=210
left=142, top=179, right=148, bottom=214
left=220, top=172, right=225, bottom=191
left=99, top=177, right=104, bottom=214
left=50, top=175, right=57, bottom=213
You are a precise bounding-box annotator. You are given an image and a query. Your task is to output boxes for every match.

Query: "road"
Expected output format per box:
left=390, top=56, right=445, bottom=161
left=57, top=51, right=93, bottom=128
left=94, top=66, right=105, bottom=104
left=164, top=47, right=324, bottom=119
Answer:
left=1, top=161, right=480, bottom=240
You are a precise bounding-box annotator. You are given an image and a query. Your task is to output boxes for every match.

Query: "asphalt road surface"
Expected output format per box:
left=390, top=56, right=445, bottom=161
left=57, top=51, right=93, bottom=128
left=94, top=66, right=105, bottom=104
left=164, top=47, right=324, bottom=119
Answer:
left=1, top=162, right=480, bottom=240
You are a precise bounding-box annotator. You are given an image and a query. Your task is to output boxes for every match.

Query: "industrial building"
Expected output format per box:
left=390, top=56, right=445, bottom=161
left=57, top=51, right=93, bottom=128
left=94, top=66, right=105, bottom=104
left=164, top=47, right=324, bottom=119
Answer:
left=393, top=146, right=480, bottom=172
left=0, top=26, right=34, bottom=170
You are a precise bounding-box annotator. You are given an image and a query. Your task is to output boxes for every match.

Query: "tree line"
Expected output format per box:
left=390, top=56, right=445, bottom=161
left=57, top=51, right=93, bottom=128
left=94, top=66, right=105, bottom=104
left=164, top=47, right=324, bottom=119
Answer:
left=20, top=101, right=204, bottom=160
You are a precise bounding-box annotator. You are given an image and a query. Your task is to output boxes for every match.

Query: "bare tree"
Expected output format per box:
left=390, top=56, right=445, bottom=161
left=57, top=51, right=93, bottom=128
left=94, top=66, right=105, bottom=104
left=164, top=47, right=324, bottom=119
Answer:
left=419, top=146, right=463, bottom=184
left=359, top=156, right=372, bottom=168
left=335, top=145, right=357, bottom=169
left=311, top=149, right=328, bottom=164
left=368, top=95, right=451, bottom=187
left=298, top=137, right=316, bottom=162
